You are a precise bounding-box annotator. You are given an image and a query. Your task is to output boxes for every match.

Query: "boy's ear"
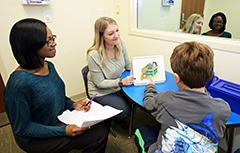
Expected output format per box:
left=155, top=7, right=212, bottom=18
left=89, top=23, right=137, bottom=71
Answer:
left=174, top=73, right=181, bottom=84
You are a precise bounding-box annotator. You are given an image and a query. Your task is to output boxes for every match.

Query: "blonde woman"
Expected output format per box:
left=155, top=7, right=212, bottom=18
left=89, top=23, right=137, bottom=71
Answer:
left=183, top=14, right=203, bottom=34
left=87, top=17, right=135, bottom=121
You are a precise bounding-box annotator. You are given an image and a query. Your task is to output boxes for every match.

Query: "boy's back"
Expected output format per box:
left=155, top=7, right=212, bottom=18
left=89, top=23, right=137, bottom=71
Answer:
left=136, top=41, right=231, bottom=153
left=144, top=87, right=230, bottom=152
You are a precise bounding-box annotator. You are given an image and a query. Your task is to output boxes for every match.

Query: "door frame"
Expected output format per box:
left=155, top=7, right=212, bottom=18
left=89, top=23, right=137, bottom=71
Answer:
left=180, top=0, right=205, bottom=28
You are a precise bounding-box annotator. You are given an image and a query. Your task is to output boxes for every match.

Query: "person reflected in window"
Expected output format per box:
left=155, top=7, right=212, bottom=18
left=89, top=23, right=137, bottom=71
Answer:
left=183, top=14, right=203, bottom=34
left=87, top=17, right=135, bottom=122
left=4, top=18, right=108, bottom=153
left=202, top=12, right=232, bottom=38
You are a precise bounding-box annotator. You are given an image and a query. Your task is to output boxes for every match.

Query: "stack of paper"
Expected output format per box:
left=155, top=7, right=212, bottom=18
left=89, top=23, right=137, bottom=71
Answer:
left=58, top=101, right=122, bottom=128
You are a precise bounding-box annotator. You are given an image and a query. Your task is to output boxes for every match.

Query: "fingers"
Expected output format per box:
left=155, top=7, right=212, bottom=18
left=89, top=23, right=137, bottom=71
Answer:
left=82, top=104, right=90, bottom=112
left=66, top=125, right=90, bottom=137
left=146, top=76, right=154, bottom=84
left=122, top=76, right=136, bottom=86
left=72, top=126, right=90, bottom=136
left=73, top=99, right=91, bottom=111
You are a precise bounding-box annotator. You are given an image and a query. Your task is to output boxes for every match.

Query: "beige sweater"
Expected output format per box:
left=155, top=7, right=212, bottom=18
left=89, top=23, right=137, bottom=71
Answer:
left=87, top=40, right=131, bottom=97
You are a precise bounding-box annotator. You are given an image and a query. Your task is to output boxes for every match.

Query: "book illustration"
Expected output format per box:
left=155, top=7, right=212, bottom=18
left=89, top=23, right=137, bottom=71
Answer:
left=140, top=62, right=159, bottom=80
left=132, top=55, right=166, bottom=85
left=58, top=101, right=122, bottom=128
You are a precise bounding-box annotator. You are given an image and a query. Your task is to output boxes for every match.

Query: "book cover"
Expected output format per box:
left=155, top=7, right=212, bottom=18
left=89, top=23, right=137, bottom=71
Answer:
left=132, top=55, right=166, bottom=85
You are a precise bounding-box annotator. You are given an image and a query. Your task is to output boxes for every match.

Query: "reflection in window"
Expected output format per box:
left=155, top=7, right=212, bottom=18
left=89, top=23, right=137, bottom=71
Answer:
left=137, top=0, right=240, bottom=39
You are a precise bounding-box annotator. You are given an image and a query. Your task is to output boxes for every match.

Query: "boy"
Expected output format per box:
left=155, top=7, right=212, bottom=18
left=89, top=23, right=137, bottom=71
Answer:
left=135, top=41, right=231, bottom=153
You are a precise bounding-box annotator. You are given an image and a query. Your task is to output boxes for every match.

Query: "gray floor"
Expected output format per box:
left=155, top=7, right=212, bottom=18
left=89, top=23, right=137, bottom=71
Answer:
left=0, top=111, right=139, bottom=153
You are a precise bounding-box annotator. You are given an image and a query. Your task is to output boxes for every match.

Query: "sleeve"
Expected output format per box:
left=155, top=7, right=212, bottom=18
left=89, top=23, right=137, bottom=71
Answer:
left=120, top=40, right=131, bottom=70
left=215, top=100, right=231, bottom=139
left=65, top=96, right=73, bottom=110
left=227, top=32, right=232, bottom=38
left=87, top=52, right=120, bottom=89
left=4, top=86, right=66, bottom=138
left=143, top=83, right=159, bottom=117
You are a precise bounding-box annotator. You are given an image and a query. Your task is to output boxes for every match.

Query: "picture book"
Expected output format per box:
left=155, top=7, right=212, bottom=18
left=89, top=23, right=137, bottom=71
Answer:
left=131, top=55, right=166, bottom=85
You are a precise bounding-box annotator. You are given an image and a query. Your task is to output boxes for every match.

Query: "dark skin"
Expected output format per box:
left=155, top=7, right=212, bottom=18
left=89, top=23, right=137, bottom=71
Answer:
left=17, top=27, right=91, bottom=137
left=205, top=16, right=224, bottom=37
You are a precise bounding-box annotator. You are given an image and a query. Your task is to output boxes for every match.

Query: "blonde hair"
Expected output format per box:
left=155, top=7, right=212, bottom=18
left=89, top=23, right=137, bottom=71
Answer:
left=87, top=17, right=120, bottom=65
left=183, top=14, right=203, bottom=34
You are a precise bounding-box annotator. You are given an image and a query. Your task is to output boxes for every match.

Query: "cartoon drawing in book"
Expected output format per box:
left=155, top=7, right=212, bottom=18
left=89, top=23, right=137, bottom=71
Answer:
left=132, top=55, right=165, bottom=85
left=156, top=113, right=218, bottom=153
left=140, top=62, right=159, bottom=80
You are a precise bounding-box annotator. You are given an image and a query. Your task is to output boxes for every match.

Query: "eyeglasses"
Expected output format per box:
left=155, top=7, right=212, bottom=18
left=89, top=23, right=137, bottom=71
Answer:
left=46, top=35, right=56, bottom=46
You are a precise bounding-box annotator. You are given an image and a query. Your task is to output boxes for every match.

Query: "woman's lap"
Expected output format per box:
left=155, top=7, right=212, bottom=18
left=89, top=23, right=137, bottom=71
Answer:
left=94, top=91, right=131, bottom=121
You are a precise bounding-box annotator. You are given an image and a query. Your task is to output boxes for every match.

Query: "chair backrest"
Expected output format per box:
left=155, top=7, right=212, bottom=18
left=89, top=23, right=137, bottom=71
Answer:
left=81, top=65, right=90, bottom=98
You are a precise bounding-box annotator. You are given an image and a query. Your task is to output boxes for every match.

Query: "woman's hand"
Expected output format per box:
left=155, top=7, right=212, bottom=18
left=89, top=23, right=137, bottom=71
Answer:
left=65, top=124, right=90, bottom=136
left=73, top=98, right=91, bottom=112
left=121, top=76, right=136, bottom=86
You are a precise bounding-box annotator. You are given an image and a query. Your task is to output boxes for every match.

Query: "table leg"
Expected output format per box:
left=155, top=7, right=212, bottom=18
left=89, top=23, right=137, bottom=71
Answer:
left=129, top=103, right=135, bottom=136
left=227, top=127, right=235, bottom=153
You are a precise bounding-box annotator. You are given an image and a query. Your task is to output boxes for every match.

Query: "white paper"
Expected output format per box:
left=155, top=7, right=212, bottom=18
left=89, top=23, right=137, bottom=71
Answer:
left=58, top=101, right=122, bottom=128
left=132, top=55, right=166, bottom=85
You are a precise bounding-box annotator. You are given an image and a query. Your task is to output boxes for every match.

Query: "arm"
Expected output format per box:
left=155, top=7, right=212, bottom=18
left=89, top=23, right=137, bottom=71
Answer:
left=4, top=90, right=66, bottom=138
left=65, top=96, right=74, bottom=110
left=143, top=83, right=159, bottom=117
left=87, top=53, right=120, bottom=89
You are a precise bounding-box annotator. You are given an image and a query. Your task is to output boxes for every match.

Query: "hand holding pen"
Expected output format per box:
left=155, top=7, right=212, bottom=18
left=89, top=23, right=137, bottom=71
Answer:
left=73, top=94, right=96, bottom=111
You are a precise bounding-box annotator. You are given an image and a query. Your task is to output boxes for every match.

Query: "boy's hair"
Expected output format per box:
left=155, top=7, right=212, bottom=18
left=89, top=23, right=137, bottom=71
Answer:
left=9, top=18, right=47, bottom=69
left=170, top=41, right=214, bottom=88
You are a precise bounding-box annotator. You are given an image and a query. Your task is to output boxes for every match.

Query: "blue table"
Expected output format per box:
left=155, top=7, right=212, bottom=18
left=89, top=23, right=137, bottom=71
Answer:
left=121, top=70, right=240, bottom=153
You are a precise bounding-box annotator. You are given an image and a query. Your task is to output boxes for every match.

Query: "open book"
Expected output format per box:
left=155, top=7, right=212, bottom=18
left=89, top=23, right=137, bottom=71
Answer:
left=58, top=101, right=122, bottom=128
left=132, top=55, right=166, bottom=85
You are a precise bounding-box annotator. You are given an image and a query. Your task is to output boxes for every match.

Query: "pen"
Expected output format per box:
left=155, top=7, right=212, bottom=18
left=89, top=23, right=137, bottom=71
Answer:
left=86, top=94, right=96, bottom=106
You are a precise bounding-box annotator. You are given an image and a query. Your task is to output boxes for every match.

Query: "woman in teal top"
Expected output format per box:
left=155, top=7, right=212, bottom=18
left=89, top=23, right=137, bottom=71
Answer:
left=4, top=18, right=108, bottom=153
left=202, top=12, right=232, bottom=38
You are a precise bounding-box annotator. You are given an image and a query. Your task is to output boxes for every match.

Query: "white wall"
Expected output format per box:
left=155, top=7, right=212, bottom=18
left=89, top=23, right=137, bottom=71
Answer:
left=137, top=0, right=181, bottom=31
left=0, top=0, right=116, bottom=96
left=1, top=1, right=239, bottom=96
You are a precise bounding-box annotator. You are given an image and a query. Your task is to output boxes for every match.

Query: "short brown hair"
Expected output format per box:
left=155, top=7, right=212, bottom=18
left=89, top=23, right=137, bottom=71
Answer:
left=170, top=41, right=214, bottom=88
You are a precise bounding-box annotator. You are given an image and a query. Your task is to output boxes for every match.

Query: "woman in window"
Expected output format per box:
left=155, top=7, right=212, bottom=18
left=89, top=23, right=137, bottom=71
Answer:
left=202, top=12, right=232, bottom=38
